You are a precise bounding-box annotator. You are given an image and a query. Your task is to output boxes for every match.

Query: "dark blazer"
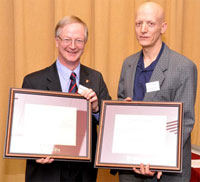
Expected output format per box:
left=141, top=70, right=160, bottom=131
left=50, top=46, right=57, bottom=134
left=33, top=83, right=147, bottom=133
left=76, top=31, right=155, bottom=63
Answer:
left=118, top=44, right=197, bottom=182
left=22, top=62, right=111, bottom=182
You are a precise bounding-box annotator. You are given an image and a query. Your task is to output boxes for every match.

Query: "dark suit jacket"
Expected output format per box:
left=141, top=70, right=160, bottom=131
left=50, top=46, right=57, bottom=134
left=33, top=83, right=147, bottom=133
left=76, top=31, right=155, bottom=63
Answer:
left=22, top=62, right=111, bottom=182
left=118, top=44, right=197, bottom=181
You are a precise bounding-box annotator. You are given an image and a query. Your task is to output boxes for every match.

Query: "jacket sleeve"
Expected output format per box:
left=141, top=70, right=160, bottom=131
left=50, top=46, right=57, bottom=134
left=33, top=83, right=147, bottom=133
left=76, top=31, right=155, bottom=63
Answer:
left=174, top=62, right=197, bottom=146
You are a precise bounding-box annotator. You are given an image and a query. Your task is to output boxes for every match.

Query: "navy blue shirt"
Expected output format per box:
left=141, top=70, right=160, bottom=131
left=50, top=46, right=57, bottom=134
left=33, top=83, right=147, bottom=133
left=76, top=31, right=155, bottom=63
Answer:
left=133, top=43, right=165, bottom=101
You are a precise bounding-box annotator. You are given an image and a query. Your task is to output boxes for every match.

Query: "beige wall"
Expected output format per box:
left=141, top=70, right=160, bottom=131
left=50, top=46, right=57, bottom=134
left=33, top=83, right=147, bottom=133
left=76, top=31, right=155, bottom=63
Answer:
left=1, top=0, right=200, bottom=181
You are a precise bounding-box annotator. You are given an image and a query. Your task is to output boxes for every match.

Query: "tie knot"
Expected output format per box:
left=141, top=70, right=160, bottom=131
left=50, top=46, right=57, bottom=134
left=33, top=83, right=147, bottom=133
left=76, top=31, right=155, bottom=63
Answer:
left=70, top=72, right=76, bottom=81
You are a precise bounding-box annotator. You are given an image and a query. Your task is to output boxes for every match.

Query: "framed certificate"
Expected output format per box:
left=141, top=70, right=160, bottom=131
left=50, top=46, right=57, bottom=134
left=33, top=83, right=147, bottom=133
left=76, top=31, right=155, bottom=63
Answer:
left=95, top=101, right=183, bottom=172
left=4, top=88, right=92, bottom=161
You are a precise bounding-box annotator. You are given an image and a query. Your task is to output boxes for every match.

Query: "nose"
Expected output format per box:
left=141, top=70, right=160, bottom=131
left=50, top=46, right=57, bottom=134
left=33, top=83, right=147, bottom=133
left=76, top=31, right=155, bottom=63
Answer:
left=69, top=40, right=76, bottom=49
left=141, top=23, right=148, bottom=33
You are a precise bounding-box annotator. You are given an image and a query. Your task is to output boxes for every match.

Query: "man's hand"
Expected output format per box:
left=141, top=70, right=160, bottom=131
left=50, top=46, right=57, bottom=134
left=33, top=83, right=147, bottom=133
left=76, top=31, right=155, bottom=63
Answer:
left=81, top=89, right=99, bottom=113
left=124, top=97, right=132, bottom=101
left=36, top=157, right=54, bottom=164
left=133, top=164, right=162, bottom=180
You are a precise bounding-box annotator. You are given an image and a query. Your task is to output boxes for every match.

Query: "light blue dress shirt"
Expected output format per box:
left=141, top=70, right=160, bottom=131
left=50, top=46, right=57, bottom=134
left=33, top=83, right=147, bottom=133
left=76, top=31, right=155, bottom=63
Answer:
left=56, top=59, right=80, bottom=92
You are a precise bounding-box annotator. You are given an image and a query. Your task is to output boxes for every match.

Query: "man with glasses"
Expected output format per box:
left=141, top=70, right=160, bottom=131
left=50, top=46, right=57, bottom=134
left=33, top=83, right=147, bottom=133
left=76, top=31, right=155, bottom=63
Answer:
left=22, top=16, right=110, bottom=182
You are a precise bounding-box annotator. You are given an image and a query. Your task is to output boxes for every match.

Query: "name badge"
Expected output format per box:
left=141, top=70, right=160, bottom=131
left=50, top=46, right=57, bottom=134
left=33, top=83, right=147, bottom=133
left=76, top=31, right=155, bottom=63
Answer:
left=146, top=81, right=160, bottom=93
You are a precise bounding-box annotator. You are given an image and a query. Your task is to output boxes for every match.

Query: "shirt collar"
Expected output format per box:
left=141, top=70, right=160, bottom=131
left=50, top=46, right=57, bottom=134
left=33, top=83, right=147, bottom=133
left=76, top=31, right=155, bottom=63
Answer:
left=137, top=42, right=165, bottom=71
left=56, top=59, right=80, bottom=81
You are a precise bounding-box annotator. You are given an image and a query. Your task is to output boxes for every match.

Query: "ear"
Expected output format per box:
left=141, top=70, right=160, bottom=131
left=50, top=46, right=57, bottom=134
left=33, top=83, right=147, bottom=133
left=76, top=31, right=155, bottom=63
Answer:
left=55, top=37, right=59, bottom=48
left=161, top=22, right=167, bottom=34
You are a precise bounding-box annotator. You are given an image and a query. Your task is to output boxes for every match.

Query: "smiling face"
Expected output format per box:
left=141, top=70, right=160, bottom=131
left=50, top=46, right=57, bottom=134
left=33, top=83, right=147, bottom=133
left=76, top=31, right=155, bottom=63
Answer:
left=55, top=23, right=86, bottom=70
left=135, top=2, right=167, bottom=49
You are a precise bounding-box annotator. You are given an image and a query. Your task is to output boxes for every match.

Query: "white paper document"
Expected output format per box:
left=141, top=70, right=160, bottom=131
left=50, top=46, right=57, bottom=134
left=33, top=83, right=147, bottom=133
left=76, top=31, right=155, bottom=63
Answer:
left=112, top=114, right=167, bottom=154
left=112, top=114, right=177, bottom=166
left=78, top=84, right=89, bottom=94
left=10, top=104, right=77, bottom=154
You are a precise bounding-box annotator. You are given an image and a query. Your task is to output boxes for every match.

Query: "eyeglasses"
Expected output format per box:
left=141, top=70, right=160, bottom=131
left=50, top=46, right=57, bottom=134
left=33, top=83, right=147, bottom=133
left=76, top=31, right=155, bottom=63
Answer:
left=57, top=36, right=85, bottom=47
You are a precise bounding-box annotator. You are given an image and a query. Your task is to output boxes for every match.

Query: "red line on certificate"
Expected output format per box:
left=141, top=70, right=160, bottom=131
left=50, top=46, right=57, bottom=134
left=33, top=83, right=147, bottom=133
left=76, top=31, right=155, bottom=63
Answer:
left=166, top=120, right=178, bottom=134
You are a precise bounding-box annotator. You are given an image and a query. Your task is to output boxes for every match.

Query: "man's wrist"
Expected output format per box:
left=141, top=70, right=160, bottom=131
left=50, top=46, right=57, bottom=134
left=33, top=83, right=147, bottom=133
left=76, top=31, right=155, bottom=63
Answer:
left=92, top=110, right=99, bottom=114
left=92, top=106, right=99, bottom=113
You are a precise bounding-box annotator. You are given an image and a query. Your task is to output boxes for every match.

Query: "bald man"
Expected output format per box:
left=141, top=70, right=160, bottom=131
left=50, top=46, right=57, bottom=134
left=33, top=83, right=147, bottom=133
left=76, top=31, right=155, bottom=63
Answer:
left=117, top=2, right=197, bottom=182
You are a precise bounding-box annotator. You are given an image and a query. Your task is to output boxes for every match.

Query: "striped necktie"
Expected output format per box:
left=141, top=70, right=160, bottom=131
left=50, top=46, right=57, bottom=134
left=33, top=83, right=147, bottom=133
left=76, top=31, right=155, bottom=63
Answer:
left=68, top=72, right=78, bottom=93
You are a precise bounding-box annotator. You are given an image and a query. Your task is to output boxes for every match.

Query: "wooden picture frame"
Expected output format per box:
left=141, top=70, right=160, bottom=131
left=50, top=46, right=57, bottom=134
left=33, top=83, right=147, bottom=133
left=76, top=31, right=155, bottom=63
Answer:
left=95, top=100, right=183, bottom=172
left=4, top=88, right=92, bottom=162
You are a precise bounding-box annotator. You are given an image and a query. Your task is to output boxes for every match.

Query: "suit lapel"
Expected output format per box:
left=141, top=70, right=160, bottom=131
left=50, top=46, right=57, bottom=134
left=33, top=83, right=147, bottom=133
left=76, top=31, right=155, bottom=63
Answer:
left=128, top=54, right=140, bottom=98
left=46, top=62, right=62, bottom=92
left=143, top=45, right=170, bottom=101
left=80, top=64, right=91, bottom=88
